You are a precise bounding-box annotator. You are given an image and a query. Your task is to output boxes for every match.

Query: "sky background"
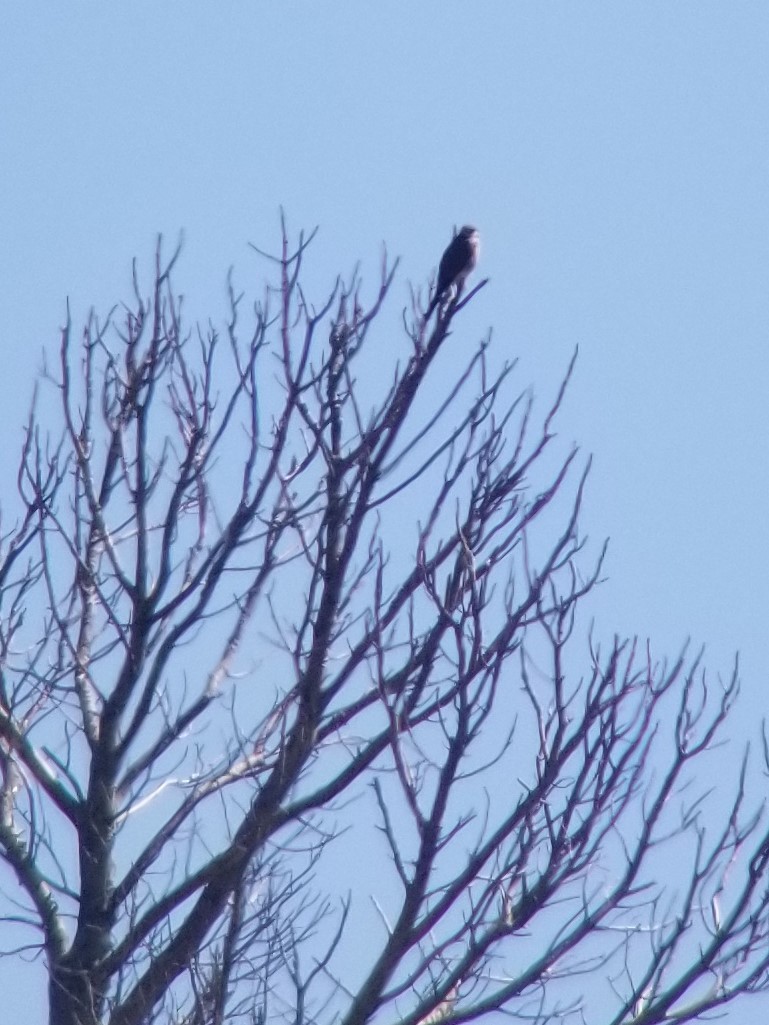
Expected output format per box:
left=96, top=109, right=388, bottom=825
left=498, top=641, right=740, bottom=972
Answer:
left=1, top=3, right=768, bottom=1022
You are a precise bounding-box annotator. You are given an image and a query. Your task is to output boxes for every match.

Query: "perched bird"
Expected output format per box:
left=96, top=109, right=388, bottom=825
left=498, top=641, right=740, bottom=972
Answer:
left=425, top=225, right=480, bottom=319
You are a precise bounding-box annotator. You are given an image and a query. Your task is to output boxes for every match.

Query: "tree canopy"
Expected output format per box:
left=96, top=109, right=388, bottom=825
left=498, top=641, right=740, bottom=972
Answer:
left=1, top=226, right=768, bottom=1025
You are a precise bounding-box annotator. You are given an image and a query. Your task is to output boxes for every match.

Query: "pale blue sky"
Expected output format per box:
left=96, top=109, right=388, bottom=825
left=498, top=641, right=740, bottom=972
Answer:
left=2, top=4, right=769, bottom=1022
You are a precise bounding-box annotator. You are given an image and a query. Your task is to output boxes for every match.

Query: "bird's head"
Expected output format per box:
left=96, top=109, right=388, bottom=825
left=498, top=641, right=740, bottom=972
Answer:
left=459, top=225, right=478, bottom=239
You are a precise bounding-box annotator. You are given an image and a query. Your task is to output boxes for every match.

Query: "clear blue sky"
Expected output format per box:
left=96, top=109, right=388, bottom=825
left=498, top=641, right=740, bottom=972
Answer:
left=2, top=4, right=768, bottom=1022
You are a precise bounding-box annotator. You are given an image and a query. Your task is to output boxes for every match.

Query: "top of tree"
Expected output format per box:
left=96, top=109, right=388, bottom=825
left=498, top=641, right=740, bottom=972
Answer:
left=0, top=222, right=767, bottom=1025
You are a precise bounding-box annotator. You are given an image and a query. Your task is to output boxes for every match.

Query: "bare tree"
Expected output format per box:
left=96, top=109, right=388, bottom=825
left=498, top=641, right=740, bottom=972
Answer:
left=1, top=222, right=769, bottom=1025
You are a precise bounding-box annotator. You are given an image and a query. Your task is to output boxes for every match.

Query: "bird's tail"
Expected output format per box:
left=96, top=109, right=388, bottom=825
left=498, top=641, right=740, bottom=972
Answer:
left=424, top=292, right=441, bottom=321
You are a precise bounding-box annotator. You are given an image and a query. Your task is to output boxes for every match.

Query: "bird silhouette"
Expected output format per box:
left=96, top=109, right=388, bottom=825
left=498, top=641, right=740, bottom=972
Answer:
left=425, top=225, right=480, bottom=319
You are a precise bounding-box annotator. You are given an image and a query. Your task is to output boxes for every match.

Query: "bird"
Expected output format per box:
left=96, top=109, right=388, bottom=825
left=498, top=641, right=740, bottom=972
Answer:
left=425, top=225, right=480, bottom=320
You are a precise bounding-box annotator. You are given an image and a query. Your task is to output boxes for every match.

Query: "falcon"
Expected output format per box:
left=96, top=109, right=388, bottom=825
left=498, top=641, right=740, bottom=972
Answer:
left=425, top=225, right=480, bottom=319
